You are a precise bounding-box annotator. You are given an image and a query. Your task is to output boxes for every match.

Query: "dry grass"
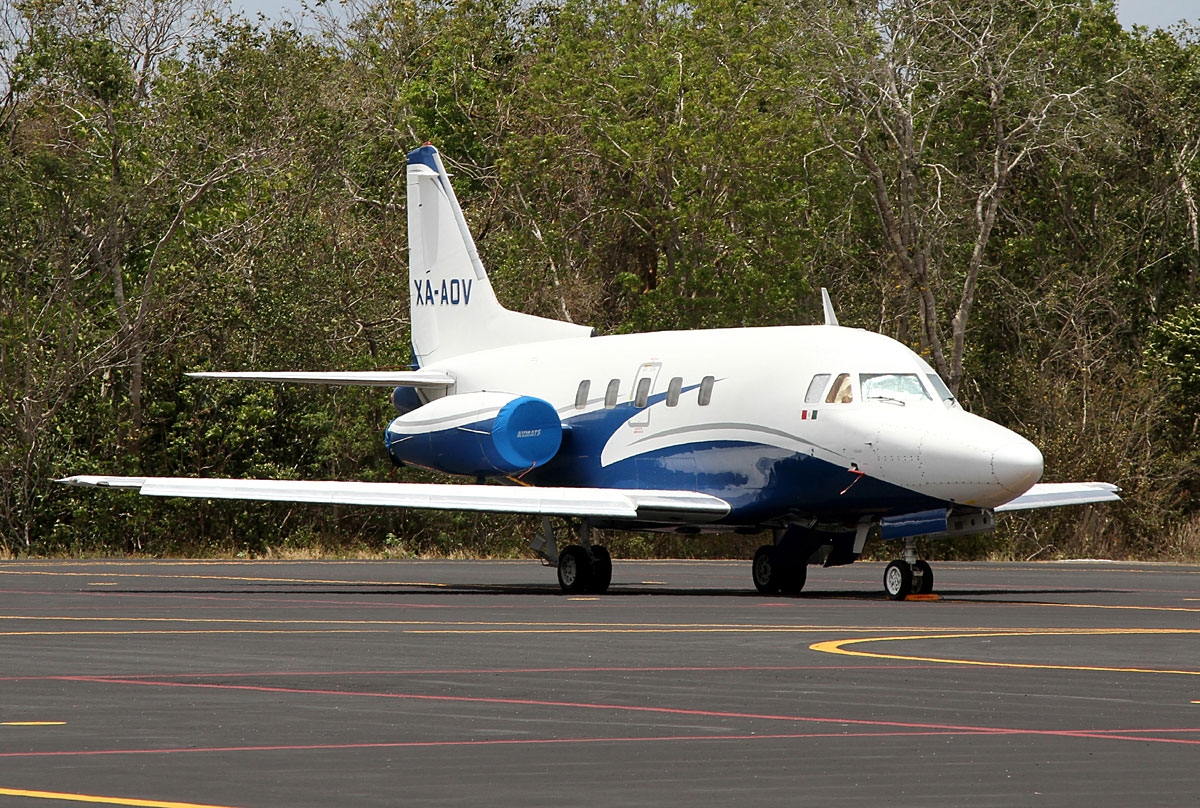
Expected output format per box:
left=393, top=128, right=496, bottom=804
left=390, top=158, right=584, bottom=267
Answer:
left=1161, top=515, right=1200, bottom=562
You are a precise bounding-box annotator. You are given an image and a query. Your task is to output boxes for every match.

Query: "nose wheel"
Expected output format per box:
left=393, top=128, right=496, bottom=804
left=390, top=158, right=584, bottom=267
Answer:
left=884, top=541, right=934, bottom=599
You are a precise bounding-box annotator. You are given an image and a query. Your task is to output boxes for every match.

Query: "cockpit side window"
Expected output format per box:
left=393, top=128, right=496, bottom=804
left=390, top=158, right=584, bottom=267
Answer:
left=805, top=374, right=831, bottom=404
left=925, top=372, right=955, bottom=404
left=825, top=373, right=853, bottom=403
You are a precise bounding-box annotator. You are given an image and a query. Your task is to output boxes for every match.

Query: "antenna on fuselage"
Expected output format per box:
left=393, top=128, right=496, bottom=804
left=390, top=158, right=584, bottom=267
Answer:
left=820, top=288, right=839, bottom=327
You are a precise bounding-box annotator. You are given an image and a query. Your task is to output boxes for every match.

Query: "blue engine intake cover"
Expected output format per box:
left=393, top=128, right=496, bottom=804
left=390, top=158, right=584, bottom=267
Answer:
left=386, top=394, right=563, bottom=477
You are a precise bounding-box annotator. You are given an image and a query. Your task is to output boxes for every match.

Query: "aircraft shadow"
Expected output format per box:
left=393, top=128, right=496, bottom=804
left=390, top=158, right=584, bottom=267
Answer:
left=89, top=585, right=1123, bottom=600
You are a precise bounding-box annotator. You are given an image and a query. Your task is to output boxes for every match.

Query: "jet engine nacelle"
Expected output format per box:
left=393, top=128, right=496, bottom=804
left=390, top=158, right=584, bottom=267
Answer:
left=385, top=391, right=563, bottom=477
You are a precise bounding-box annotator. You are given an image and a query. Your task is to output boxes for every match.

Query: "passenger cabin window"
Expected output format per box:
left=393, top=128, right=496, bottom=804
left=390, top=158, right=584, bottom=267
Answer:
left=859, top=373, right=931, bottom=405
left=666, top=376, right=683, bottom=407
left=698, top=375, right=715, bottom=406
left=805, top=374, right=831, bottom=404
left=604, top=379, right=620, bottom=409
left=634, top=377, right=652, bottom=408
left=825, top=373, right=853, bottom=403
left=574, top=380, right=590, bottom=410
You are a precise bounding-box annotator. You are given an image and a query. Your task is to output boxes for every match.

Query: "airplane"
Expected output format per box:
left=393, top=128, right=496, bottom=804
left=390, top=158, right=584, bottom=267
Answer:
left=60, top=144, right=1121, bottom=599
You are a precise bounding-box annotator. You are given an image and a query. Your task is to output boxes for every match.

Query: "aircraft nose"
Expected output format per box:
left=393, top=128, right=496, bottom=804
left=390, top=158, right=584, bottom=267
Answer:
left=992, top=438, right=1043, bottom=495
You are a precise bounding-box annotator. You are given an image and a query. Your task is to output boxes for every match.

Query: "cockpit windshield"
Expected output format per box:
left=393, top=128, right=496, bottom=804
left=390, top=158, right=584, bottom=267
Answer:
left=859, top=373, right=932, bottom=405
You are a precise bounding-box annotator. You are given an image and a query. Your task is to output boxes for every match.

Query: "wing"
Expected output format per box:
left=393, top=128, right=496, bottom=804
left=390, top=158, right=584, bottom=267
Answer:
left=57, top=476, right=731, bottom=523
left=994, top=482, right=1122, bottom=512
left=186, top=370, right=455, bottom=388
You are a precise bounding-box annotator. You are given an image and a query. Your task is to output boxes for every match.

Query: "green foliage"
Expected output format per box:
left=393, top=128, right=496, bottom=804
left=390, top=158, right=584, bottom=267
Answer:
left=1146, top=305, right=1200, bottom=399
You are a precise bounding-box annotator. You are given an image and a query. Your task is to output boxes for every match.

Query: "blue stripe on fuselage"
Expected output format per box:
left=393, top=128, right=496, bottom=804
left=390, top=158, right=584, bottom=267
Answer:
left=523, top=400, right=948, bottom=526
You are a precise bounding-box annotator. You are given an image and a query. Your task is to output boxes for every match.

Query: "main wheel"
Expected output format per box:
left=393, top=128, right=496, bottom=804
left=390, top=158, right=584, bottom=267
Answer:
left=558, top=545, right=593, bottom=594
left=884, top=559, right=913, bottom=600
left=752, top=545, right=780, bottom=594
left=912, top=560, right=934, bottom=595
left=588, top=546, right=612, bottom=594
left=780, top=560, right=808, bottom=595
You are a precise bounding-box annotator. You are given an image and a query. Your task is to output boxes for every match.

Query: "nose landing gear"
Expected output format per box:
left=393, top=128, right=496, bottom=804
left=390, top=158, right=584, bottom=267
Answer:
left=884, top=539, right=934, bottom=599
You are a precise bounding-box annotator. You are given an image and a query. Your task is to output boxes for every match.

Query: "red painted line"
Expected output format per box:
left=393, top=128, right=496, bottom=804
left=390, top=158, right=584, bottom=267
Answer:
left=0, top=730, right=970, bottom=759
left=37, top=672, right=1190, bottom=749
left=0, top=664, right=939, bottom=683
left=47, top=675, right=1026, bottom=734
left=1078, top=727, right=1200, bottom=735
left=4, top=728, right=1200, bottom=760
left=43, top=676, right=1200, bottom=746
left=79, top=592, right=464, bottom=609
left=1031, top=731, right=1200, bottom=746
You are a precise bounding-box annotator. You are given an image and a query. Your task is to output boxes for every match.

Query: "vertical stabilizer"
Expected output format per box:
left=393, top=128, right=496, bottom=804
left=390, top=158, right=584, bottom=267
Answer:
left=407, top=145, right=592, bottom=365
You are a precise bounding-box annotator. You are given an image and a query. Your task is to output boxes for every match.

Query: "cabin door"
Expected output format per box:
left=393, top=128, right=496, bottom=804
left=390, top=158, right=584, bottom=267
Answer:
left=627, top=361, right=662, bottom=431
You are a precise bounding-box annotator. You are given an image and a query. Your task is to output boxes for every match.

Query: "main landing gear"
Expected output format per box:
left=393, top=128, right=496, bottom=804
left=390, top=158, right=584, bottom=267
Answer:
left=532, top=517, right=612, bottom=595
left=751, top=525, right=821, bottom=595
left=883, top=538, right=934, bottom=599
left=752, top=544, right=808, bottom=594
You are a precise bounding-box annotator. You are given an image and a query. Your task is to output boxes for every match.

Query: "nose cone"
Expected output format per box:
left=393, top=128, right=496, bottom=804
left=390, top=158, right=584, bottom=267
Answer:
left=992, top=438, right=1043, bottom=496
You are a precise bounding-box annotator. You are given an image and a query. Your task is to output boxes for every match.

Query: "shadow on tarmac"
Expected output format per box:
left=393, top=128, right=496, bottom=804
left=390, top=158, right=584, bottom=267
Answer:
left=86, top=584, right=1123, bottom=600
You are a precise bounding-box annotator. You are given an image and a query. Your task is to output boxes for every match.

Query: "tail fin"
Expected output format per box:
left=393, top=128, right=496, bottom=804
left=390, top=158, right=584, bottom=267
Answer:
left=407, top=145, right=592, bottom=366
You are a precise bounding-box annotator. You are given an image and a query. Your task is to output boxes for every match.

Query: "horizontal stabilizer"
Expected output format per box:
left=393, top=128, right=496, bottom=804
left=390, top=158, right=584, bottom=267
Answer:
left=187, top=370, right=455, bottom=388
left=994, top=482, right=1122, bottom=512
left=57, top=476, right=731, bottom=523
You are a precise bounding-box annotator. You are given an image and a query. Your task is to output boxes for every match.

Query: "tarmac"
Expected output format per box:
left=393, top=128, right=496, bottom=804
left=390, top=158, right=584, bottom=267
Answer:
left=1, top=557, right=1198, bottom=807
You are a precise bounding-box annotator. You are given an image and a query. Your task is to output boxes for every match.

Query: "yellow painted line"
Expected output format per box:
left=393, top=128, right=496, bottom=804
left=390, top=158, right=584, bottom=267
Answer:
left=87, top=583, right=118, bottom=587
left=0, top=630, right=382, bottom=637
left=0, top=616, right=1045, bottom=631
left=408, top=627, right=888, bottom=635
left=0, top=569, right=447, bottom=587
left=812, top=629, right=1200, bottom=676
left=2, top=722, right=65, bottom=726
left=1032, top=601, right=1200, bottom=615
left=0, top=786, right=241, bottom=807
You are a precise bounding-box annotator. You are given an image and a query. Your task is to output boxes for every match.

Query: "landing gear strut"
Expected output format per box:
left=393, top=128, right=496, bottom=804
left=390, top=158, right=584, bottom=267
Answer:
left=884, top=538, right=934, bottom=599
left=534, top=518, right=612, bottom=595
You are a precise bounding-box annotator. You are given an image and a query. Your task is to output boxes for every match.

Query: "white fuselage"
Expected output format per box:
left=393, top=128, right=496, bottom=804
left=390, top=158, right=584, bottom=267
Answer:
left=393, top=324, right=1044, bottom=528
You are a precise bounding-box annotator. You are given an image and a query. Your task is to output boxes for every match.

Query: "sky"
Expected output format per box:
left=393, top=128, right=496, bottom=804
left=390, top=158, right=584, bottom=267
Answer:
left=233, top=1, right=1199, bottom=31
left=1115, top=0, right=1198, bottom=30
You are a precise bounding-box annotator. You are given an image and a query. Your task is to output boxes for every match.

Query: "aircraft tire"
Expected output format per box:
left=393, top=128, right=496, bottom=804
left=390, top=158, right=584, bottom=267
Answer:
left=884, top=560, right=913, bottom=600
left=752, top=545, right=781, bottom=594
left=780, top=561, right=807, bottom=595
left=588, top=546, right=612, bottom=594
left=912, top=560, right=933, bottom=594
left=558, top=545, right=593, bottom=594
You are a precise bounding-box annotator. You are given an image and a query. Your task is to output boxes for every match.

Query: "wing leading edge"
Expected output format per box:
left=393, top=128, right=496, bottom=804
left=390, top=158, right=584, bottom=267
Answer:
left=994, top=482, right=1121, bottom=512
left=57, top=476, right=731, bottom=523
left=186, top=370, right=455, bottom=388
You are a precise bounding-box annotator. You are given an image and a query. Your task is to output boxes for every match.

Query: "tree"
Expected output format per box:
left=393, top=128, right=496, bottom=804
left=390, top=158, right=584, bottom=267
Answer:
left=805, top=0, right=1115, bottom=393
